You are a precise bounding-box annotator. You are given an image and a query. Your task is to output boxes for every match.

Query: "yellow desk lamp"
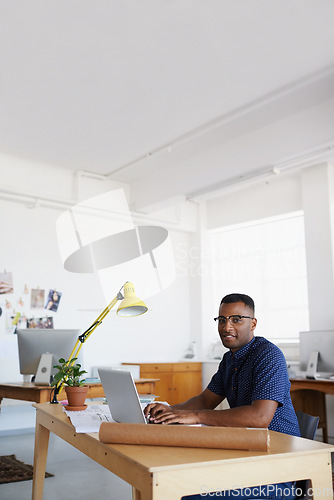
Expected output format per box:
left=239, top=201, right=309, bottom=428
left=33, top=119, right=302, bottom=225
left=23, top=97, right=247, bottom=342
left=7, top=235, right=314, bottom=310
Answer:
left=51, top=281, right=147, bottom=403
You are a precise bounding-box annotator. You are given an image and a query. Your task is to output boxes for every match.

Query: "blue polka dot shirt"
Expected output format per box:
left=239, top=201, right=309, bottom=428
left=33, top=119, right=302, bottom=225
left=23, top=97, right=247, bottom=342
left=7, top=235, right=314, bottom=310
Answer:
left=207, top=336, right=301, bottom=436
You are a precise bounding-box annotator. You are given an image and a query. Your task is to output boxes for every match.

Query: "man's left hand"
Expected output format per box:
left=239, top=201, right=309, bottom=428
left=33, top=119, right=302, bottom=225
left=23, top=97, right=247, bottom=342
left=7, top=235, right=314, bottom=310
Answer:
left=150, top=408, right=199, bottom=425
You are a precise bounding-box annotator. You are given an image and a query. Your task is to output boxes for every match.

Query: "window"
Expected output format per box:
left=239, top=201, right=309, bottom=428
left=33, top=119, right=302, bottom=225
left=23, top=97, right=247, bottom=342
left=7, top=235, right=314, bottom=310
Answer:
left=209, top=212, right=309, bottom=342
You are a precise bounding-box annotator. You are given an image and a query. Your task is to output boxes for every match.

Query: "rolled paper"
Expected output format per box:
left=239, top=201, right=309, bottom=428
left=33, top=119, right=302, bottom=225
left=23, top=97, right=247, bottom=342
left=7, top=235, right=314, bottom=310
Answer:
left=99, top=423, right=270, bottom=451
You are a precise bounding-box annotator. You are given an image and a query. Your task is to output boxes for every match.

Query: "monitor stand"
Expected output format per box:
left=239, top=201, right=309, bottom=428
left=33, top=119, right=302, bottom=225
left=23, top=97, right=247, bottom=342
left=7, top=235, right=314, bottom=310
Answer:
left=34, top=353, right=53, bottom=386
left=305, top=350, right=319, bottom=379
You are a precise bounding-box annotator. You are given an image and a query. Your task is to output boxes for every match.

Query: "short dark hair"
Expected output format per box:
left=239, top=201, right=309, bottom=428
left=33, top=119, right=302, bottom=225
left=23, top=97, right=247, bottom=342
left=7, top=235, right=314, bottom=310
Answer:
left=220, top=293, right=255, bottom=314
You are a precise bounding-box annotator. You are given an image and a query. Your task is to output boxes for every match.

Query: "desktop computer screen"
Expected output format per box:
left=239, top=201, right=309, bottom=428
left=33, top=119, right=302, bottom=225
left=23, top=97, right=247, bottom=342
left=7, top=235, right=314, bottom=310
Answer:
left=299, top=330, right=334, bottom=378
left=16, top=328, right=83, bottom=384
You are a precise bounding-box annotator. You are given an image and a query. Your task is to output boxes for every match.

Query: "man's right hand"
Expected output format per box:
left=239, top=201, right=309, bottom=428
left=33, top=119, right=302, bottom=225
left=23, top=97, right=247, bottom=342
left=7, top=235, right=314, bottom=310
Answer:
left=144, top=402, right=171, bottom=422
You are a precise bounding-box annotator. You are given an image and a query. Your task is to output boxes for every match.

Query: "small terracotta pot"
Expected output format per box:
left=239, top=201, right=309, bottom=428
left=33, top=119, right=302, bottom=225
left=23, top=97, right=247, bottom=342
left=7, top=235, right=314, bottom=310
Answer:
left=65, top=386, right=88, bottom=409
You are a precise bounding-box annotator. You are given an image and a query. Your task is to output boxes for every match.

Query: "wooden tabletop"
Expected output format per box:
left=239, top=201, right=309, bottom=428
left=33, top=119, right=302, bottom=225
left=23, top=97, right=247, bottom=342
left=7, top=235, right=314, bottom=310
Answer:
left=290, top=377, right=334, bottom=395
left=34, top=401, right=334, bottom=469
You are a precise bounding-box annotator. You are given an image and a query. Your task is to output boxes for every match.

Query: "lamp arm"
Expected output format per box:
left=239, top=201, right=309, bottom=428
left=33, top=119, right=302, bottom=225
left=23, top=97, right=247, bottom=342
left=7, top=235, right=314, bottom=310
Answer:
left=51, top=290, right=124, bottom=403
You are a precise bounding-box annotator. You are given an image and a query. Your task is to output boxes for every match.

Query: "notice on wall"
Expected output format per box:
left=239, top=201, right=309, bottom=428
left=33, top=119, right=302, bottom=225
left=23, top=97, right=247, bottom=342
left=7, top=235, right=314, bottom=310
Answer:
left=0, top=272, right=14, bottom=295
left=45, top=289, right=62, bottom=312
left=31, top=288, right=45, bottom=308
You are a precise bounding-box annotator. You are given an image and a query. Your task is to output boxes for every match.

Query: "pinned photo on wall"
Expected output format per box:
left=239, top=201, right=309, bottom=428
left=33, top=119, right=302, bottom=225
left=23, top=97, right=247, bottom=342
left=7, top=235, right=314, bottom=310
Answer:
left=27, top=316, right=54, bottom=329
left=31, top=288, right=45, bottom=308
left=0, top=272, right=14, bottom=294
left=45, top=289, right=62, bottom=312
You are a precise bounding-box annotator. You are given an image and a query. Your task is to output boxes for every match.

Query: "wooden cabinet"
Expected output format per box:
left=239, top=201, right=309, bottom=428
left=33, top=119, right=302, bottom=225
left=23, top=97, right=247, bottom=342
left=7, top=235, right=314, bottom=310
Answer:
left=124, top=362, right=202, bottom=405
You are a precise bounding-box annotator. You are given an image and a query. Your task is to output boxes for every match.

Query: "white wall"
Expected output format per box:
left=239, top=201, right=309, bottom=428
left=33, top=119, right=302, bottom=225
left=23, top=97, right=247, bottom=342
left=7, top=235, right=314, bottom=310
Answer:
left=206, top=173, right=302, bottom=230
left=0, top=158, right=198, bottom=385
left=301, top=164, right=334, bottom=330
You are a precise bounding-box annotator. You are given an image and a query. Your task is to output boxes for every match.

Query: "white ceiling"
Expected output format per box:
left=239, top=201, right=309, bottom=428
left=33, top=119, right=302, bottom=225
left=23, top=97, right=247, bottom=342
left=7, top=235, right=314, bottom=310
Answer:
left=1, top=1, right=334, bottom=210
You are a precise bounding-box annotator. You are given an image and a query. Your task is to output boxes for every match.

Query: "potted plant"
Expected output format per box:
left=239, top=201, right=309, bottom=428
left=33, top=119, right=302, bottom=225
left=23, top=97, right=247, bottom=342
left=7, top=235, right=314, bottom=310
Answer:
left=51, top=357, right=88, bottom=410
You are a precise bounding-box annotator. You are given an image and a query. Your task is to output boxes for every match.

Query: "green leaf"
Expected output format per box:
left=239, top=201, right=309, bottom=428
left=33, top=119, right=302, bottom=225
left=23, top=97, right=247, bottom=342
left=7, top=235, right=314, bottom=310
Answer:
left=52, top=356, right=88, bottom=387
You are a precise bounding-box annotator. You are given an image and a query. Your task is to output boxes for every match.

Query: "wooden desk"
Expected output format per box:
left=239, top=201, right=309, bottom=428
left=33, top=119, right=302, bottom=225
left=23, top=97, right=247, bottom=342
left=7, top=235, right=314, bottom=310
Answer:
left=290, top=378, right=334, bottom=395
left=290, top=378, right=334, bottom=443
left=32, top=402, right=334, bottom=500
left=0, top=379, right=158, bottom=407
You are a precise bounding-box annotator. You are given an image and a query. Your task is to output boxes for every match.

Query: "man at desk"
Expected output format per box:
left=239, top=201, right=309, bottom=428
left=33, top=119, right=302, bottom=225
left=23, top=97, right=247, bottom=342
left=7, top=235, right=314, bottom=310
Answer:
left=144, top=293, right=300, bottom=499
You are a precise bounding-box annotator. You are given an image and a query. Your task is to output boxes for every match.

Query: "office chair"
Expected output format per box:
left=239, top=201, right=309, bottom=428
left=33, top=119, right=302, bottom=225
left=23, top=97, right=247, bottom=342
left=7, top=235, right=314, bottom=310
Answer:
left=295, top=410, right=320, bottom=499
left=296, top=409, right=319, bottom=440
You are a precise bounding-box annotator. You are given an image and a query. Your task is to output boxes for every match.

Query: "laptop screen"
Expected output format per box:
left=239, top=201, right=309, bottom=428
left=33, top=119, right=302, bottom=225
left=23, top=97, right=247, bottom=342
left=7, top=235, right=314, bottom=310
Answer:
left=98, top=368, right=147, bottom=424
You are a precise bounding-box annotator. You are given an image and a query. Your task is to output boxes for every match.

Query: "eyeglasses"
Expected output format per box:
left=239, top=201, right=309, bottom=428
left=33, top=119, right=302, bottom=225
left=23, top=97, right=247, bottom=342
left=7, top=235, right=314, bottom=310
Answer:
left=213, top=315, right=254, bottom=326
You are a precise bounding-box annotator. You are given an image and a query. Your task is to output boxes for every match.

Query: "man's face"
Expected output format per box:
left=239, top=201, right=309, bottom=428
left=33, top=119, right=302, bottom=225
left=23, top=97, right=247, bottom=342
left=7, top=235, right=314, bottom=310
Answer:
left=217, top=301, right=257, bottom=353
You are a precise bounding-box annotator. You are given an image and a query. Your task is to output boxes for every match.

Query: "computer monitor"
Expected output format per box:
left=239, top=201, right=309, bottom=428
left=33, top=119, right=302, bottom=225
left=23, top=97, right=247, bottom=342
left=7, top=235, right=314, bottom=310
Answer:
left=299, top=330, right=334, bottom=378
left=16, top=328, right=83, bottom=385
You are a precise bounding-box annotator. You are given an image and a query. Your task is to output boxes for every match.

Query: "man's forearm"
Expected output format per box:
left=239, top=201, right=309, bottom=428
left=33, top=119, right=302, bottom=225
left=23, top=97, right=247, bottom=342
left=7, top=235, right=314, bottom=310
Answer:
left=190, top=406, right=268, bottom=428
left=170, top=388, right=224, bottom=411
left=150, top=399, right=278, bottom=427
left=171, top=394, right=208, bottom=411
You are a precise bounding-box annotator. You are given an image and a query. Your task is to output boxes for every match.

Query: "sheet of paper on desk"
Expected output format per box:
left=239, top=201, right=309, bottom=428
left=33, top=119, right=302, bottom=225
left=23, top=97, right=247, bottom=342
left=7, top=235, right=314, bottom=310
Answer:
left=63, top=405, right=115, bottom=433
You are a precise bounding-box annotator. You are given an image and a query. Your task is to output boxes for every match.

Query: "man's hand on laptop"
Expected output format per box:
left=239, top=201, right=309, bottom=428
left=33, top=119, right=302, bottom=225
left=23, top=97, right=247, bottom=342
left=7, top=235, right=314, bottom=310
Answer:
left=144, top=402, right=170, bottom=423
left=144, top=402, right=198, bottom=425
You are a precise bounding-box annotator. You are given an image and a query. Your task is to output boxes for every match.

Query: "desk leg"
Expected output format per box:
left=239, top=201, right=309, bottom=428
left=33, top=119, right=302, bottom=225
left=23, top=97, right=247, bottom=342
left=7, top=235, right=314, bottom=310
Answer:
left=132, top=484, right=153, bottom=500
left=32, top=413, right=50, bottom=500
left=132, top=486, right=141, bottom=500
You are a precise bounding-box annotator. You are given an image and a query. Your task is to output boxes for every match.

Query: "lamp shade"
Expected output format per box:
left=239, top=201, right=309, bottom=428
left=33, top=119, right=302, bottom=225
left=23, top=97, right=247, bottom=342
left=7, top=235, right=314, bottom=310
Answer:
left=116, top=282, right=148, bottom=317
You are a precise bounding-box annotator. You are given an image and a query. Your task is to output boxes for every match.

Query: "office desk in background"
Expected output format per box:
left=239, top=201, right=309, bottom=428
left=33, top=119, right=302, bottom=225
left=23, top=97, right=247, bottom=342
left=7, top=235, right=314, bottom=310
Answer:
left=290, top=378, right=334, bottom=443
left=32, top=402, right=334, bottom=500
left=0, top=379, right=158, bottom=408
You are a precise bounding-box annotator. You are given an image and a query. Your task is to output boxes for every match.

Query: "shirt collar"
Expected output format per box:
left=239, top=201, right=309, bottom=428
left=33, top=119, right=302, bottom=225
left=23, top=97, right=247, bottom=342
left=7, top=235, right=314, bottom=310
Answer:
left=231, top=336, right=256, bottom=359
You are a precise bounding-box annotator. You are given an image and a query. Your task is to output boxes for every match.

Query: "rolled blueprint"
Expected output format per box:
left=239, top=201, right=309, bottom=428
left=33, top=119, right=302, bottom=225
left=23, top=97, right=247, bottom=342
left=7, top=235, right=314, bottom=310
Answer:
left=99, top=423, right=270, bottom=451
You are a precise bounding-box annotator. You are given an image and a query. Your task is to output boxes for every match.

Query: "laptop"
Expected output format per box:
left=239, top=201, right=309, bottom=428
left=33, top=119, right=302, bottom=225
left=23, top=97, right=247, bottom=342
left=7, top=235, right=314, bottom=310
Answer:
left=98, top=368, right=149, bottom=424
